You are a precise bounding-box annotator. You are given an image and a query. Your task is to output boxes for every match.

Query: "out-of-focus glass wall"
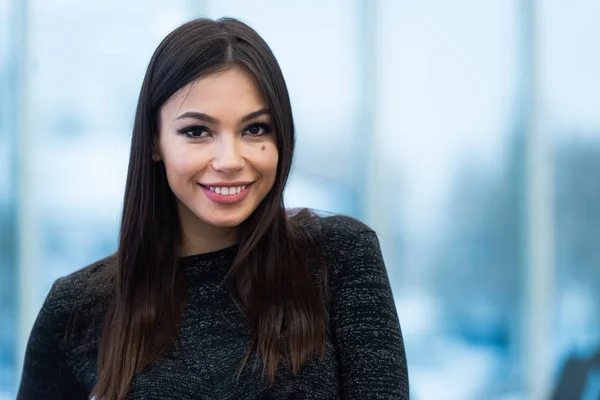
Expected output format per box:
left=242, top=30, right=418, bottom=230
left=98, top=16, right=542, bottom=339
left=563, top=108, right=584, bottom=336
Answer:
left=544, top=0, right=600, bottom=348
left=1, top=0, right=20, bottom=396
left=1, top=1, right=599, bottom=399
left=377, top=1, right=523, bottom=398
left=542, top=1, right=600, bottom=399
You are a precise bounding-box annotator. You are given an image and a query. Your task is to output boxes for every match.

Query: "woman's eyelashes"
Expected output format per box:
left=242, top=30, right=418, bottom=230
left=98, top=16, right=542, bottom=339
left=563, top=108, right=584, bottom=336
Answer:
left=243, top=122, right=273, bottom=137
left=177, top=125, right=210, bottom=139
left=177, top=122, right=273, bottom=139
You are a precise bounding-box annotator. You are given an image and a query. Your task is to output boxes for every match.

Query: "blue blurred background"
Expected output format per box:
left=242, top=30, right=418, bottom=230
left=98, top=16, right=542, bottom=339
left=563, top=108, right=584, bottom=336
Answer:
left=1, top=0, right=599, bottom=399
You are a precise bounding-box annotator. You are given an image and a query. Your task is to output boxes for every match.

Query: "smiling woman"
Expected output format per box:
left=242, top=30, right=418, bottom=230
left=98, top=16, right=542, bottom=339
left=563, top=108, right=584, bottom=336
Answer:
left=156, top=67, right=279, bottom=254
left=17, top=17, right=408, bottom=400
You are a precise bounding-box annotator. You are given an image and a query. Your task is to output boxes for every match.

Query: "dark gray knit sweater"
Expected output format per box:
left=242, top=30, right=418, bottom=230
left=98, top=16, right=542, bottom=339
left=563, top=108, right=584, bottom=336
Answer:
left=18, top=215, right=409, bottom=399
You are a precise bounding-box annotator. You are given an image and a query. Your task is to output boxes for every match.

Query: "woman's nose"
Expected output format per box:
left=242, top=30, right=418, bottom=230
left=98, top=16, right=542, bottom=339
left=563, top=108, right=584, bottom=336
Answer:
left=210, top=135, right=245, bottom=173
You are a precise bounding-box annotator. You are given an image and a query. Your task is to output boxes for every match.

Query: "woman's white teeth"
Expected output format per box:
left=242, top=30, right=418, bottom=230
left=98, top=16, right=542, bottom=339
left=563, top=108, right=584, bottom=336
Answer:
left=210, top=185, right=246, bottom=195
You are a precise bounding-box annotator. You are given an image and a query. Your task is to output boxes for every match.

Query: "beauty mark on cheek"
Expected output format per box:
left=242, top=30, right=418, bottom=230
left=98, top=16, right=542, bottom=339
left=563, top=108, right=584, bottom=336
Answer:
left=261, top=145, right=266, bottom=151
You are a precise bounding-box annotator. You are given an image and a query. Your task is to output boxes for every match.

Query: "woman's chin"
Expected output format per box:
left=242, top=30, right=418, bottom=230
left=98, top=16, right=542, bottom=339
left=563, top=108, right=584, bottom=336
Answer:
left=205, top=214, right=248, bottom=228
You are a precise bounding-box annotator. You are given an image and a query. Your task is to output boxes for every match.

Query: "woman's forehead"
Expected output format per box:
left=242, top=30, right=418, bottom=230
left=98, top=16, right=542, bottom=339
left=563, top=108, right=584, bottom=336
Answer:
left=161, top=66, right=267, bottom=122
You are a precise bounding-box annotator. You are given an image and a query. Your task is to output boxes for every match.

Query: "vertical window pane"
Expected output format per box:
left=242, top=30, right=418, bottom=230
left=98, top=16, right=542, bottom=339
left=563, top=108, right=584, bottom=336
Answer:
left=1, top=0, right=17, bottom=396
left=379, top=1, right=522, bottom=397
left=542, top=0, right=600, bottom=396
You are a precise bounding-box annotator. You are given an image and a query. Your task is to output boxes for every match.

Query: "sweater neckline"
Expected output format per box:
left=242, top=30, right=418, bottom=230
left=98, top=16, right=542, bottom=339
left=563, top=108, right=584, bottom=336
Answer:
left=178, top=243, right=239, bottom=267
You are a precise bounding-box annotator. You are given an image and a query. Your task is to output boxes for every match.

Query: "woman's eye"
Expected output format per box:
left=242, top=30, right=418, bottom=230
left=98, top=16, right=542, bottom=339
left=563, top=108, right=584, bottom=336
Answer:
left=244, top=123, right=272, bottom=137
left=178, top=126, right=209, bottom=138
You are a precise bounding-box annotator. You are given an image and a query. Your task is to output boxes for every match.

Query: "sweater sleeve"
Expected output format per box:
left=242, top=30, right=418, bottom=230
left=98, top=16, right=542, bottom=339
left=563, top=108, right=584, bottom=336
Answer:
left=330, top=230, right=409, bottom=399
left=17, top=280, right=89, bottom=400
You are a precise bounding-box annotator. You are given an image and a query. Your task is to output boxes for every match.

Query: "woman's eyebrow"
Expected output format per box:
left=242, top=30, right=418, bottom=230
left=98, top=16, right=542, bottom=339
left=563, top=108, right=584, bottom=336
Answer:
left=175, top=112, right=218, bottom=124
left=174, top=108, right=270, bottom=124
left=240, top=108, right=270, bottom=123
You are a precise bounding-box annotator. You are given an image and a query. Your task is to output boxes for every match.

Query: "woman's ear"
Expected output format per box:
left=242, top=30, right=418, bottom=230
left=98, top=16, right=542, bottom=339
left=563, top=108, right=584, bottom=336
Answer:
left=152, top=140, right=162, bottom=162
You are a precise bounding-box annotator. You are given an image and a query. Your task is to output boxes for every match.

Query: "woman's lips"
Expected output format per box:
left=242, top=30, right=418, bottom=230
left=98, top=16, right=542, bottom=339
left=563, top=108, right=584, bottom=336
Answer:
left=198, top=182, right=253, bottom=205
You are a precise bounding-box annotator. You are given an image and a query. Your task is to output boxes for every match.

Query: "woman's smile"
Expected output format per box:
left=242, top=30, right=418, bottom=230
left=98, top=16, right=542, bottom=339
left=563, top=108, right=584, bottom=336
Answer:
left=198, top=181, right=254, bottom=205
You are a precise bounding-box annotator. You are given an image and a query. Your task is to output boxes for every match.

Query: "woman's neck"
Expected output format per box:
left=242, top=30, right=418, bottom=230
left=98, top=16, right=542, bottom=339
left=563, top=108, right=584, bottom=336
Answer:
left=179, top=227, right=239, bottom=256
left=175, top=203, right=240, bottom=256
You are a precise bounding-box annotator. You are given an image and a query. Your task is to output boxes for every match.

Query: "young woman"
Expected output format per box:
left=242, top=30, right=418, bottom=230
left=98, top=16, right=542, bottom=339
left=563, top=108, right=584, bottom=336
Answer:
left=18, top=17, right=409, bottom=400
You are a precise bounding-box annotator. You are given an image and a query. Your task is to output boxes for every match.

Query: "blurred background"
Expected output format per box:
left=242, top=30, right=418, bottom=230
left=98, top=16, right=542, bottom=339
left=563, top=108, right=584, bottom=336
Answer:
left=1, top=0, right=599, bottom=399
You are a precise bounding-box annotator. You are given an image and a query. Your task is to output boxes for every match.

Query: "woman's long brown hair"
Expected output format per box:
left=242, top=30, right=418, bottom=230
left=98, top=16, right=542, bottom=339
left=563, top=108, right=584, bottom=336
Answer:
left=90, top=18, right=329, bottom=400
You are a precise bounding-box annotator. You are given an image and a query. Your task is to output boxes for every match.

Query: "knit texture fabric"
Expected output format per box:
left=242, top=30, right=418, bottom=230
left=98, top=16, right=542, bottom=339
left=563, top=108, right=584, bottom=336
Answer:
left=18, top=214, right=409, bottom=399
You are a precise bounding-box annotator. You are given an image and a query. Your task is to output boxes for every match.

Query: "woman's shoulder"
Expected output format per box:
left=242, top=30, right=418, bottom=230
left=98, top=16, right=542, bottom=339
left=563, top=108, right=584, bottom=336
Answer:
left=51, top=253, right=116, bottom=300
left=21, top=255, right=116, bottom=394
left=288, top=209, right=379, bottom=265
left=316, top=211, right=374, bottom=238
left=289, top=208, right=375, bottom=241
left=41, top=254, right=116, bottom=327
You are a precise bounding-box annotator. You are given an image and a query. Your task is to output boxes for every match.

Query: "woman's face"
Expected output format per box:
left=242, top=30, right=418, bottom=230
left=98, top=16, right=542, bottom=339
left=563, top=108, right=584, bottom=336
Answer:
left=156, top=66, right=279, bottom=239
